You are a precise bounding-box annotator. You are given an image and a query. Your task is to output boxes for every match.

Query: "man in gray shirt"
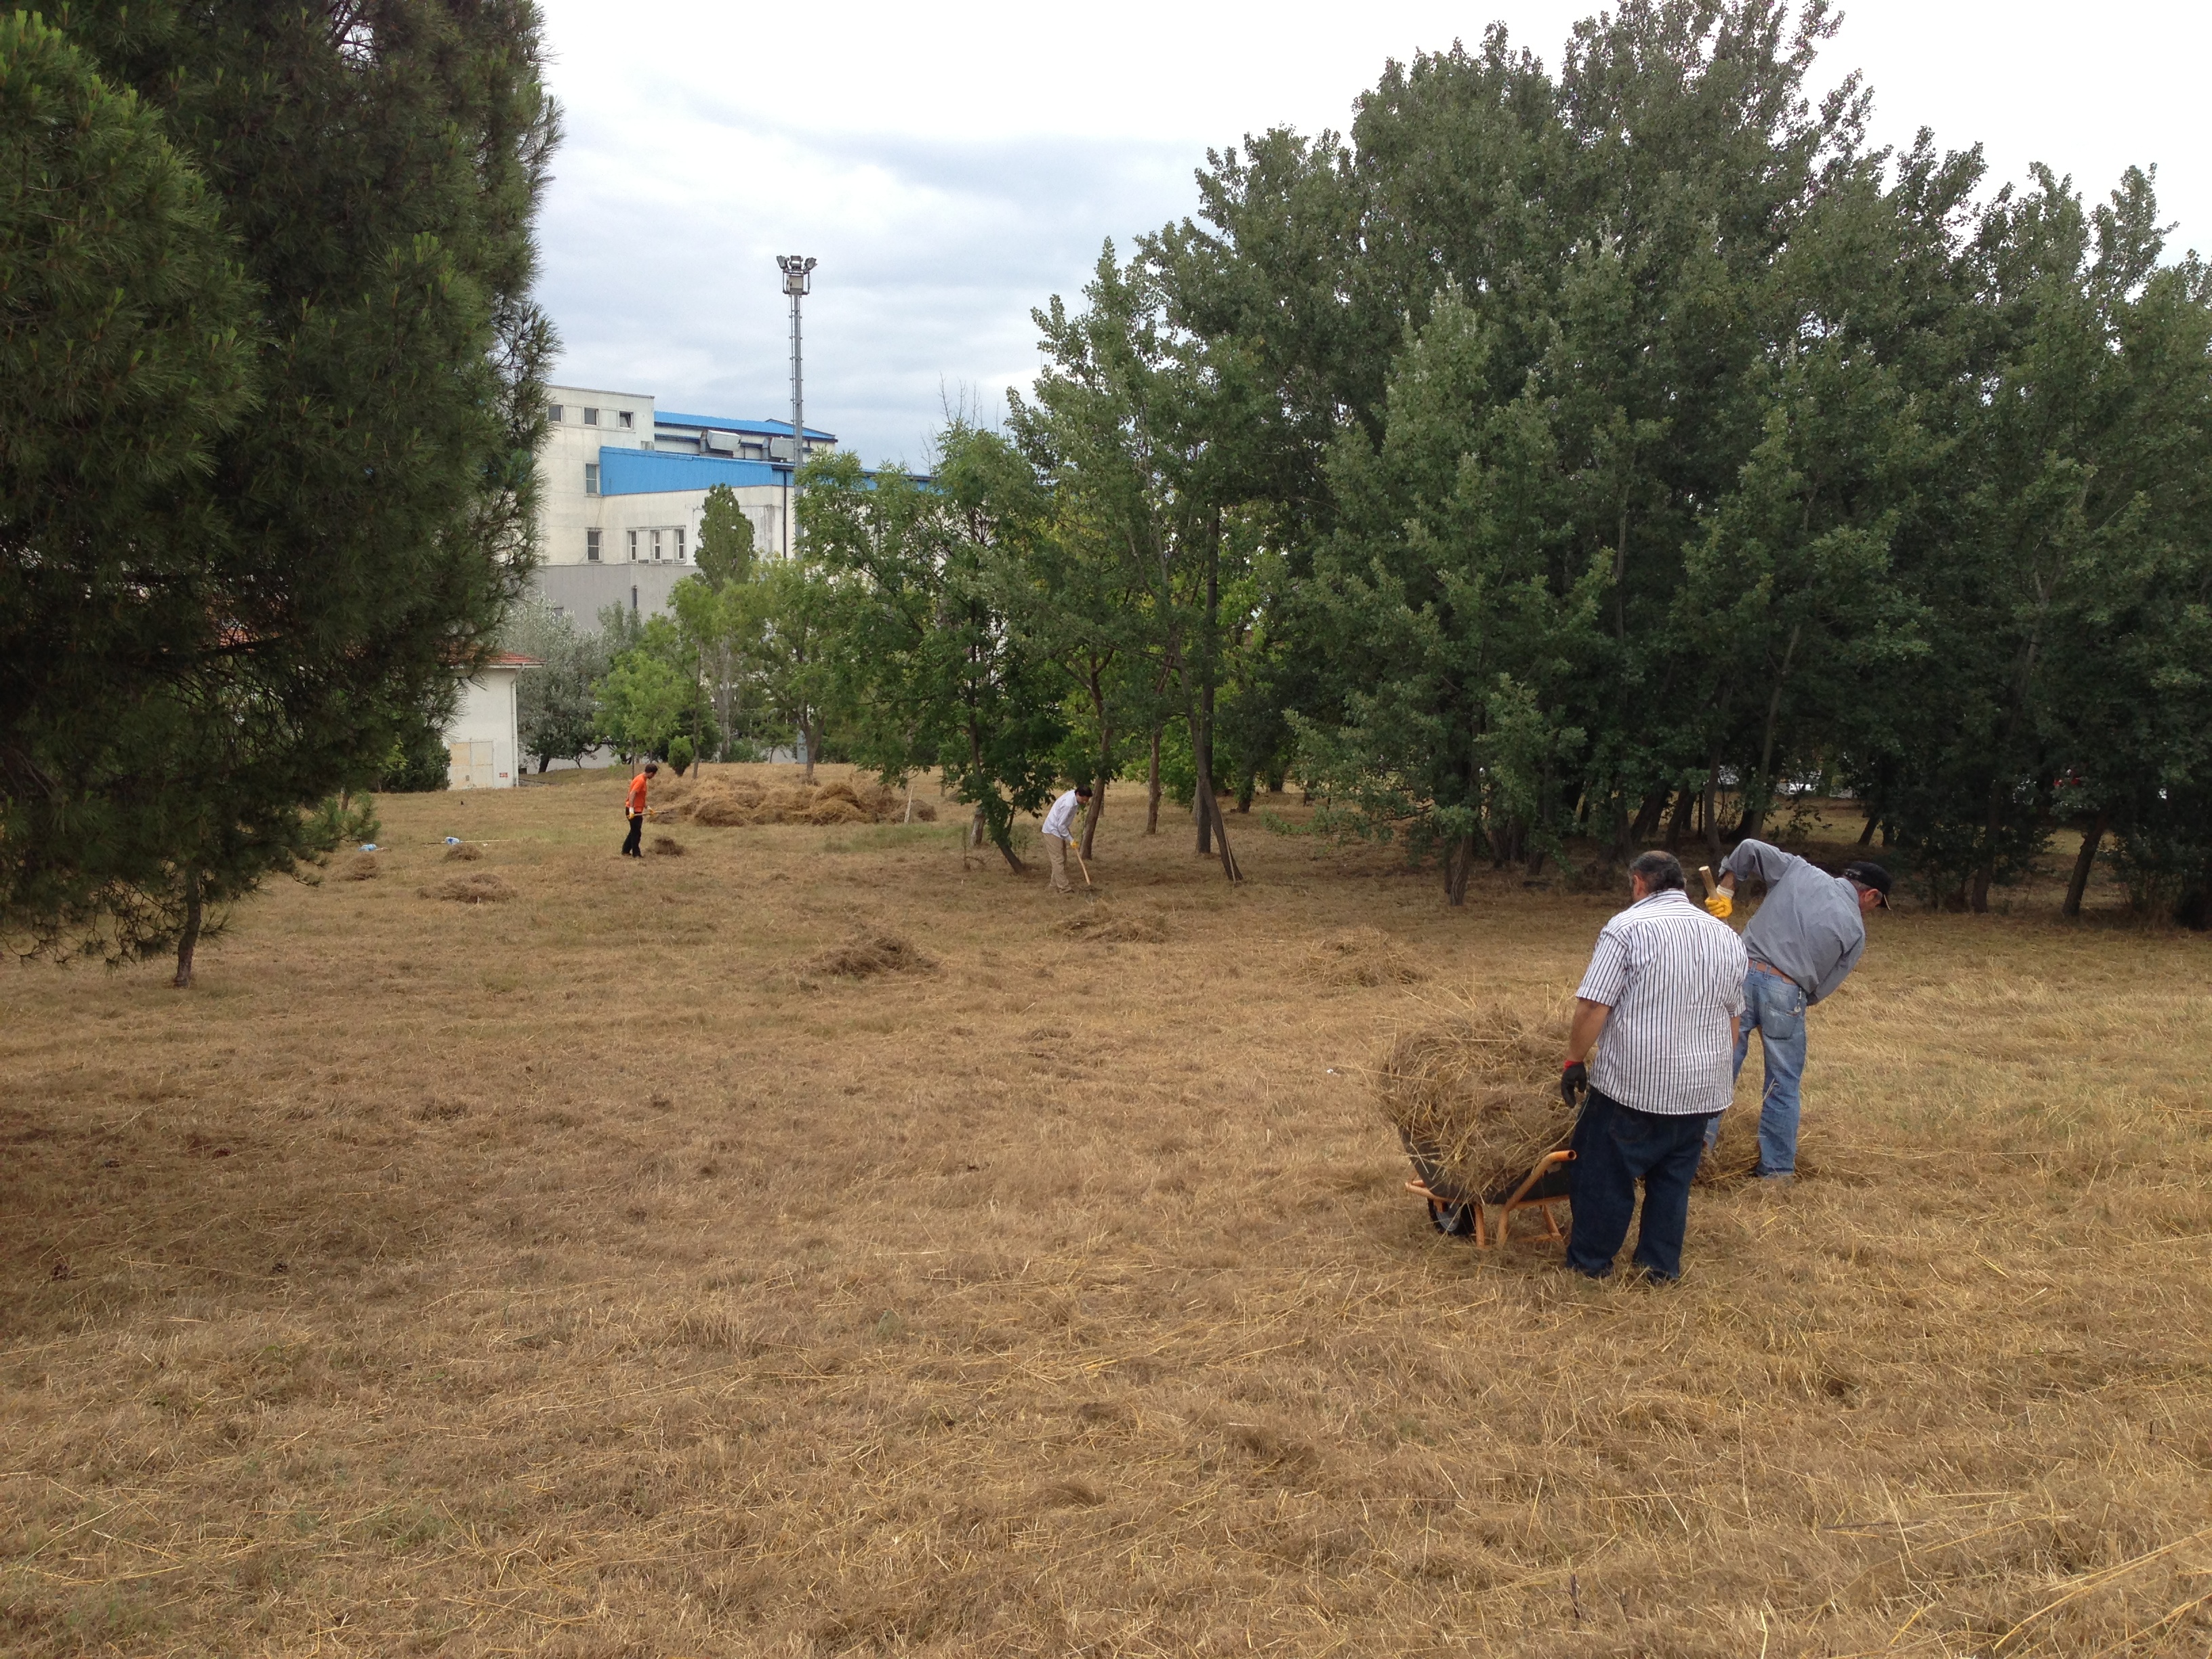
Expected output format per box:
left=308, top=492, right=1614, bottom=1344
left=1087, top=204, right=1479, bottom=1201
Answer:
left=1704, top=840, right=1891, bottom=1181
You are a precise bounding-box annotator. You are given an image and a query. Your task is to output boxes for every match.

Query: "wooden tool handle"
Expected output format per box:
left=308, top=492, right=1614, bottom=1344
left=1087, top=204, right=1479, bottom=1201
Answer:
left=1698, top=864, right=1718, bottom=898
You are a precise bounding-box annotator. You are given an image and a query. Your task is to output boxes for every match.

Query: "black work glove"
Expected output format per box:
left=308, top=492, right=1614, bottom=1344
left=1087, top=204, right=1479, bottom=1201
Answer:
left=1560, top=1060, right=1589, bottom=1109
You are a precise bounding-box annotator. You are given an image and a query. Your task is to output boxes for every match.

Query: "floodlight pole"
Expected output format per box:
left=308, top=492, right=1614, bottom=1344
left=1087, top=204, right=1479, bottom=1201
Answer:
left=776, top=254, right=816, bottom=558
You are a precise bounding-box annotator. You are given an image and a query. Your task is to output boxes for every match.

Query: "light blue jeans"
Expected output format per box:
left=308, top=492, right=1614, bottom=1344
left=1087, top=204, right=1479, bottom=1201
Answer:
left=1704, top=966, right=1807, bottom=1176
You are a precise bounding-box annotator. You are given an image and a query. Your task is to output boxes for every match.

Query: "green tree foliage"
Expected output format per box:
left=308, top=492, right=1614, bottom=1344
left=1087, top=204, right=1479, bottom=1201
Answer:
left=2, top=1, right=558, bottom=981
left=0, top=12, right=253, bottom=965
left=379, top=709, right=452, bottom=793
left=1114, top=0, right=2212, bottom=915
left=802, top=443, right=1068, bottom=868
left=596, top=644, right=693, bottom=764
left=1015, top=247, right=1264, bottom=880
left=505, top=600, right=609, bottom=771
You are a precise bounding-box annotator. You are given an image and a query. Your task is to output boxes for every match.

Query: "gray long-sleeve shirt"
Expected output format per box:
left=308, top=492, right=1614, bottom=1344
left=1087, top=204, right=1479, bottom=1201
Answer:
left=1722, top=840, right=1866, bottom=1004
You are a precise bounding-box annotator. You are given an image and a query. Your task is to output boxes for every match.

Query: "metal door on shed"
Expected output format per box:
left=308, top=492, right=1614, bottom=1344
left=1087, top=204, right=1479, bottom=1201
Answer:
left=448, top=739, right=494, bottom=790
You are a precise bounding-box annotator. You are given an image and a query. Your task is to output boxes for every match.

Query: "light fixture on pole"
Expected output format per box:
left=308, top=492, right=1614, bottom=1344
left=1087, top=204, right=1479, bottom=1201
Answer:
left=775, top=255, right=817, bottom=556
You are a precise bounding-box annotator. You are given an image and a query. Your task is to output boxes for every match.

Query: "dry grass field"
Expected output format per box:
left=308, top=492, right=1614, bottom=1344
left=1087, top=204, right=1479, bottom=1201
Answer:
left=4, top=766, right=2211, bottom=1658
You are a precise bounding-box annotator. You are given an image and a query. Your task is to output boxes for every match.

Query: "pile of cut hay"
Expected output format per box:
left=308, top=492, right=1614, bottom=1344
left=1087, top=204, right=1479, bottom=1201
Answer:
left=1375, top=1000, right=1572, bottom=1202
left=442, top=842, right=482, bottom=862
left=1057, top=903, right=1168, bottom=943
left=334, top=853, right=380, bottom=882
left=1312, top=926, right=1427, bottom=987
left=1378, top=998, right=1775, bottom=1198
left=649, top=834, right=685, bottom=857
left=649, top=774, right=935, bottom=829
left=422, top=872, right=514, bottom=905
left=802, top=930, right=937, bottom=979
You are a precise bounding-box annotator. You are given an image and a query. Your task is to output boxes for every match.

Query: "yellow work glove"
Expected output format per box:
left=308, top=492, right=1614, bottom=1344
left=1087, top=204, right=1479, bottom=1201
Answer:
left=1704, top=891, right=1734, bottom=920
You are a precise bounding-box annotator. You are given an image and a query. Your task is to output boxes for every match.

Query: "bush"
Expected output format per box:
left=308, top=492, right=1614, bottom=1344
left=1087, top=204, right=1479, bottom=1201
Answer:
left=666, top=734, right=695, bottom=776
left=379, top=715, right=450, bottom=793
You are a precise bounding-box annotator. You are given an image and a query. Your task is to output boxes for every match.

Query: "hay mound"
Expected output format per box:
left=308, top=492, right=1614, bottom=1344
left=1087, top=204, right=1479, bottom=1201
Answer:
left=1313, top=926, right=1427, bottom=986
left=802, top=929, right=937, bottom=979
left=1057, top=903, right=1167, bottom=943
left=442, top=842, right=482, bottom=862
left=649, top=774, right=936, bottom=828
left=422, top=872, right=514, bottom=905
left=1375, top=1001, right=1572, bottom=1202
left=335, top=853, right=380, bottom=882
left=649, top=835, right=685, bottom=857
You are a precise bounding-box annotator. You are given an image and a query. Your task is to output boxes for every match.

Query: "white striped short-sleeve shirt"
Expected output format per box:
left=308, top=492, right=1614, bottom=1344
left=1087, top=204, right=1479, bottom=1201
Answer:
left=1577, top=889, right=1748, bottom=1115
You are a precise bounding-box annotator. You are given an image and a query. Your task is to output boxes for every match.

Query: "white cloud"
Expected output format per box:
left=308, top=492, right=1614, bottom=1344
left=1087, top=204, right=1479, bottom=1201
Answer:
left=535, top=0, right=2212, bottom=466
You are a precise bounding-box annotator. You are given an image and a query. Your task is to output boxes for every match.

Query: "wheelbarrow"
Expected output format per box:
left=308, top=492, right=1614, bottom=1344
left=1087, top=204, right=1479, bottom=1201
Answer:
left=1399, top=1128, right=1574, bottom=1250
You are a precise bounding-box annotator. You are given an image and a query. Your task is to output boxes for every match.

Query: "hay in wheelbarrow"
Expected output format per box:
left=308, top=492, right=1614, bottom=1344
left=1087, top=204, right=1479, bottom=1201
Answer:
left=1375, top=999, right=1574, bottom=1204
left=1378, top=997, right=1772, bottom=1200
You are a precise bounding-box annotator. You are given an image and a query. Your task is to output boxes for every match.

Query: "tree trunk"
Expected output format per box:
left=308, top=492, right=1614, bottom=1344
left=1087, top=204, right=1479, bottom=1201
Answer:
left=1664, top=787, right=1696, bottom=854
left=1194, top=716, right=1213, bottom=857
left=173, top=872, right=203, bottom=989
left=903, top=777, right=914, bottom=825
left=2063, top=813, right=2106, bottom=919
left=1195, top=509, right=1223, bottom=860
left=1145, top=727, right=1162, bottom=834
left=1082, top=717, right=1111, bottom=861
left=1199, top=775, right=1242, bottom=882
left=801, top=714, right=818, bottom=783
left=1446, top=833, right=1475, bottom=906
left=1630, top=785, right=1670, bottom=843
left=1702, top=750, right=1725, bottom=869
left=1743, top=623, right=1803, bottom=844
left=1236, top=771, right=1255, bottom=813
left=1858, top=807, right=1878, bottom=846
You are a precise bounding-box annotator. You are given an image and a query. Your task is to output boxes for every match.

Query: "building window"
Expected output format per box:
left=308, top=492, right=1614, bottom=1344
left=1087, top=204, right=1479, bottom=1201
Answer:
left=617, top=411, right=634, bottom=429
left=627, top=529, right=638, bottom=561
left=586, top=529, right=601, bottom=562
left=651, top=529, right=664, bottom=562
left=630, top=585, right=639, bottom=613
left=583, top=407, right=600, bottom=426
left=548, top=403, right=565, bottom=423
left=552, top=605, right=565, bottom=621
left=674, top=527, right=686, bottom=562
left=583, top=462, right=599, bottom=496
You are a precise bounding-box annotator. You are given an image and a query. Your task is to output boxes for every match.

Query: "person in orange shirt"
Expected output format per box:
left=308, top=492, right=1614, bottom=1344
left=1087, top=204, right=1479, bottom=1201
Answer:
left=621, top=761, right=657, bottom=857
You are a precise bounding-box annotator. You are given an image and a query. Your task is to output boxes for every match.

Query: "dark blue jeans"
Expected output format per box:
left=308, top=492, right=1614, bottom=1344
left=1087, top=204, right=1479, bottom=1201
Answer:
left=1565, top=1089, right=1717, bottom=1282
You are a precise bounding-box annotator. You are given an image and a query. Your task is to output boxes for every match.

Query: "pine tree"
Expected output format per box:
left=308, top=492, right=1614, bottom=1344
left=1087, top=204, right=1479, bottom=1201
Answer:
left=3, top=1, right=558, bottom=982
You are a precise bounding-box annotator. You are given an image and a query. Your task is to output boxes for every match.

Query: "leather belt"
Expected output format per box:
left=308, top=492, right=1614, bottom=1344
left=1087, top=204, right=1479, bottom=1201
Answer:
left=1750, top=959, right=1800, bottom=989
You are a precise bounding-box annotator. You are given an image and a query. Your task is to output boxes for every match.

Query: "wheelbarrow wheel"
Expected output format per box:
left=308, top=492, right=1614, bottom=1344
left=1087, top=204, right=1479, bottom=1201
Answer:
left=1427, top=1198, right=1477, bottom=1237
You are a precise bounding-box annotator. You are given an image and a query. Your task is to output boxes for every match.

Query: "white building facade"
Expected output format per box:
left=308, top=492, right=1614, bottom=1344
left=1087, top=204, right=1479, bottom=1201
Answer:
left=529, top=384, right=834, bottom=626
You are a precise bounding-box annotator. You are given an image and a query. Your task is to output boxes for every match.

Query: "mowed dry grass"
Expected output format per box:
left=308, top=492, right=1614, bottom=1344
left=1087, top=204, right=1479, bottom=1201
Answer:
left=3, top=766, right=2211, bottom=1658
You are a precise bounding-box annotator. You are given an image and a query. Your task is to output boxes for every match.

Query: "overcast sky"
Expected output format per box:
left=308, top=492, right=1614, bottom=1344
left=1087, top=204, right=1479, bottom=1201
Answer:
left=535, top=1, right=2211, bottom=468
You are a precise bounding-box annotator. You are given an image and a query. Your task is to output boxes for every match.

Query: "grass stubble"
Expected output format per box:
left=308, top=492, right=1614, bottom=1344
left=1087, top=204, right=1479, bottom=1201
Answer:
left=1, top=763, right=2209, bottom=1657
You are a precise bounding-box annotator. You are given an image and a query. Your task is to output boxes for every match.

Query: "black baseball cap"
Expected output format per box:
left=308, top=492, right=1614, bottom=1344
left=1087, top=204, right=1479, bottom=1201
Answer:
left=1841, top=861, right=1891, bottom=906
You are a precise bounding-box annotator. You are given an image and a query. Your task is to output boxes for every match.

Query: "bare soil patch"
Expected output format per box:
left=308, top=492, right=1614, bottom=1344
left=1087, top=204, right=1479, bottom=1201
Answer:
left=1, top=766, right=2207, bottom=1656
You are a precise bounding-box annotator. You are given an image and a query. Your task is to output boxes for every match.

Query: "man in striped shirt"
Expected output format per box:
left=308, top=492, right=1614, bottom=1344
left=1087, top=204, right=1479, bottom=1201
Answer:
left=1561, top=851, right=1748, bottom=1281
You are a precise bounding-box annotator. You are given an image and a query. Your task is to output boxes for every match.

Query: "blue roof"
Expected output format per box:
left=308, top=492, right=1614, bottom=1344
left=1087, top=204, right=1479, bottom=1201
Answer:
left=598, top=447, right=787, bottom=495
left=657, top=411, right=835, bottom=443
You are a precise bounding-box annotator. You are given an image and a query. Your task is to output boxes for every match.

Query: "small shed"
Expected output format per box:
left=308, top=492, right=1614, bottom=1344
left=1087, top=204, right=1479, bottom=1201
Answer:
left=445, top=653, right=537, bottom=789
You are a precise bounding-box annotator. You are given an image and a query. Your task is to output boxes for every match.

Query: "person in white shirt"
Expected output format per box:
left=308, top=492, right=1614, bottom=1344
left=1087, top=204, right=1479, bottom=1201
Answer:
left=1560, top=851, right=1748, bottom=1281
left=1039, top=783, right=1092, bottom=895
